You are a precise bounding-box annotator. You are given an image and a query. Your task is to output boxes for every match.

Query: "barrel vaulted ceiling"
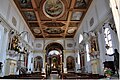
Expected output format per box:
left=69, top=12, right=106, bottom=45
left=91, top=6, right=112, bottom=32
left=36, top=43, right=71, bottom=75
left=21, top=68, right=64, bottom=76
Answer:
left=14, top=0, right=92, bottom=38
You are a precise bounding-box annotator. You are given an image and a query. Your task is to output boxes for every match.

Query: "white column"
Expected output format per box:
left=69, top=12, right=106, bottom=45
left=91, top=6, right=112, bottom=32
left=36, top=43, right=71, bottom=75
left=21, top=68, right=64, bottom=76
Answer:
left=63, top=50, right=67, bottom=73
left=42, top=50, right=46, bottom=73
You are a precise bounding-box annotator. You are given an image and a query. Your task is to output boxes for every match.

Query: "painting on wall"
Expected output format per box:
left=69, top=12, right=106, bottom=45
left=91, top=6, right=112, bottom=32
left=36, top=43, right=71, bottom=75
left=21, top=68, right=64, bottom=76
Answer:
left=66, top=56, right=75, bottom=71
left=34, top=56, right=43, bottom=71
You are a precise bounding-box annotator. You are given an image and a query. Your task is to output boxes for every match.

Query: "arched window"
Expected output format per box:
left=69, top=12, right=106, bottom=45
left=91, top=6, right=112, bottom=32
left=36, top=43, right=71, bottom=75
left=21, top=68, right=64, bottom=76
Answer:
left=79, top=34, right=83, bottom=43
left=104, top=27, right=114, bottom=55
left=48, top=50, right=60, bottom=55
left=86, top=43, right=90, bottom=61
left=77, top=51, right=80, bottom=64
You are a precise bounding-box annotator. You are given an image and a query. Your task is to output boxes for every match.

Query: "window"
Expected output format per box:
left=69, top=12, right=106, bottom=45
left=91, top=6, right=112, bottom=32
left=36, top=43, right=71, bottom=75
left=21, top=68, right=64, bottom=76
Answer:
left=77, top=52, right=80, bottom=64
left=79, top=34, right=83, bottom=43
left=86, top=44, right=90, bottom=61
left=49, top=50, right=60, bottom=55
left=104, top=27, right=114, bottom=55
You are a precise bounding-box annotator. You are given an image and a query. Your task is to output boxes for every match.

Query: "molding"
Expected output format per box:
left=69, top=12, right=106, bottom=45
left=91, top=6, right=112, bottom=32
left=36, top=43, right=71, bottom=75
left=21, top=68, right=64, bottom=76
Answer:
left=63, top=50, right=75, bottom=53
left=33, top=50, right=44, bottom=53
left=0, top=14, right=12, bottom=31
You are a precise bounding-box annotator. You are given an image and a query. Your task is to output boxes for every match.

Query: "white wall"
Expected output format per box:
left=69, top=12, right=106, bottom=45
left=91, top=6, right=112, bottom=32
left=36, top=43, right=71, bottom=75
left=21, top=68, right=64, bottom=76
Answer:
left=0, top=0, right=35, bottom=76
left=65, top=39, right=75, bottom=50
left=0, top=0, right=9, bottom=19
left=74, top=0, right=115, bottom=75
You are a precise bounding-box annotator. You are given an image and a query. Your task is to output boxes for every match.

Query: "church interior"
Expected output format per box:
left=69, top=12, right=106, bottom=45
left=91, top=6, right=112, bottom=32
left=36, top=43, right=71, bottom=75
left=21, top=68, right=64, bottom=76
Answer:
left=0, top=0, right=119, bottom=79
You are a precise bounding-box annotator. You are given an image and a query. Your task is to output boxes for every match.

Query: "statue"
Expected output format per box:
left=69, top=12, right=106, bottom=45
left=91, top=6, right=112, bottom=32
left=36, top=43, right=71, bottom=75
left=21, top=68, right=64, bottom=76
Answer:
left=11, top=35, right=20, bottom=52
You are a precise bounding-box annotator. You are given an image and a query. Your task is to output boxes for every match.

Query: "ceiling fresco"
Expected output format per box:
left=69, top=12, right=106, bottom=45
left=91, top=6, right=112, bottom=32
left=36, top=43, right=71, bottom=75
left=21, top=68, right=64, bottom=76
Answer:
left=18, top=0, right=33, bottom=8
left=43, top=0, right=65, bottom=19
left=23, top=11, right=37, bottom=21
left=44, top=28, right=64, bottom=34
left=14, top=0, right=92, bottom=38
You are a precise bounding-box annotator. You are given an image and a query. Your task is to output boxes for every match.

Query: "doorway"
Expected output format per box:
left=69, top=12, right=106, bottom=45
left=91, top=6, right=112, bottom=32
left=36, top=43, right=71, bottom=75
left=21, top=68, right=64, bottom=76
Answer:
left=45, top=43, right=63, bottom=75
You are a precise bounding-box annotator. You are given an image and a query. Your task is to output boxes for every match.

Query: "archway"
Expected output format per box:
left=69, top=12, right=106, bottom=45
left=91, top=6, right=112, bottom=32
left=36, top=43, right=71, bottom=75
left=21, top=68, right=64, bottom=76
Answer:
left=45, top=42, right=64, bottom=75
left=34, top=56, right=43, bottom=72
left=66, top=56, right=75, bottom=71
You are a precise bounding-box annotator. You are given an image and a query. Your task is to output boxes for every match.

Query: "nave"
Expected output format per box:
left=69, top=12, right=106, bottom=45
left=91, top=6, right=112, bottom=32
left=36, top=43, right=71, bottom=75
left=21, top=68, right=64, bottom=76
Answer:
left=0, top=0, right=119, bottom=79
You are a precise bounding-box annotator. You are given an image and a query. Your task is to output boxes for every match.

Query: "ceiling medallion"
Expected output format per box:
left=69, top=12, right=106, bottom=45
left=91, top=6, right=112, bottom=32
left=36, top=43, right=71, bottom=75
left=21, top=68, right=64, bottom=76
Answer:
left=33, top=28, right=41, bottom=34
left=67, top=28, right=75, bottom=34
left=43, top=0, right=65, bottom=19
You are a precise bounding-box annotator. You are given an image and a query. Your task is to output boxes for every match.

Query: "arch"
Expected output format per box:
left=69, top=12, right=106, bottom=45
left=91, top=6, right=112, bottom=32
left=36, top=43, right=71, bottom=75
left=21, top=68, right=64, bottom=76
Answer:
left=45, top=42, right=64, bottom=74
left=66, top=56, right=75, bottom=71
left=45, top=42, right=64, bottom=55
left=34, top=56, right=43, bottom=72
left=44, top=41, right=64, bottom=50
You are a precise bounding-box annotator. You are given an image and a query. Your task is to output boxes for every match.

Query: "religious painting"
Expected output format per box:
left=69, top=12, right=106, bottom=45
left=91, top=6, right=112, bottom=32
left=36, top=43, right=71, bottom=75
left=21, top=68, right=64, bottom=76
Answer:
left=44, top=28, right=64, bottom=34
left=43, top=0, right=65, bottom=19
left=34, top=56, right=43, bottom=71
left=19, top=0, right=32, bottom=9
left=23, top=11, right=37, bottom=21
left=43, top=22, right=65, bottom=27
left=71, top=12, right=82, bottom=20
left=75, top=0, right=87, bottom=8
left=90, top=36, right=98, bottom=52
left=66, top=56, right=75, bottom=71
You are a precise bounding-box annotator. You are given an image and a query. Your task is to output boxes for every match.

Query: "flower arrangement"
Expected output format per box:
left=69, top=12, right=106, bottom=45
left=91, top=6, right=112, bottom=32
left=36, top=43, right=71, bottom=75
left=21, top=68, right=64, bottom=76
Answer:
left=104, top=68, right=113, bottom=77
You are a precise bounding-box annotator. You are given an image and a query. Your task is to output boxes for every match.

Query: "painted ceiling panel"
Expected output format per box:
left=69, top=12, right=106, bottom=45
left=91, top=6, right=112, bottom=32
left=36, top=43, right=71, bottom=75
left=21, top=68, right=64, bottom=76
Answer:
left=14, top=0, right=92, bottom=38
